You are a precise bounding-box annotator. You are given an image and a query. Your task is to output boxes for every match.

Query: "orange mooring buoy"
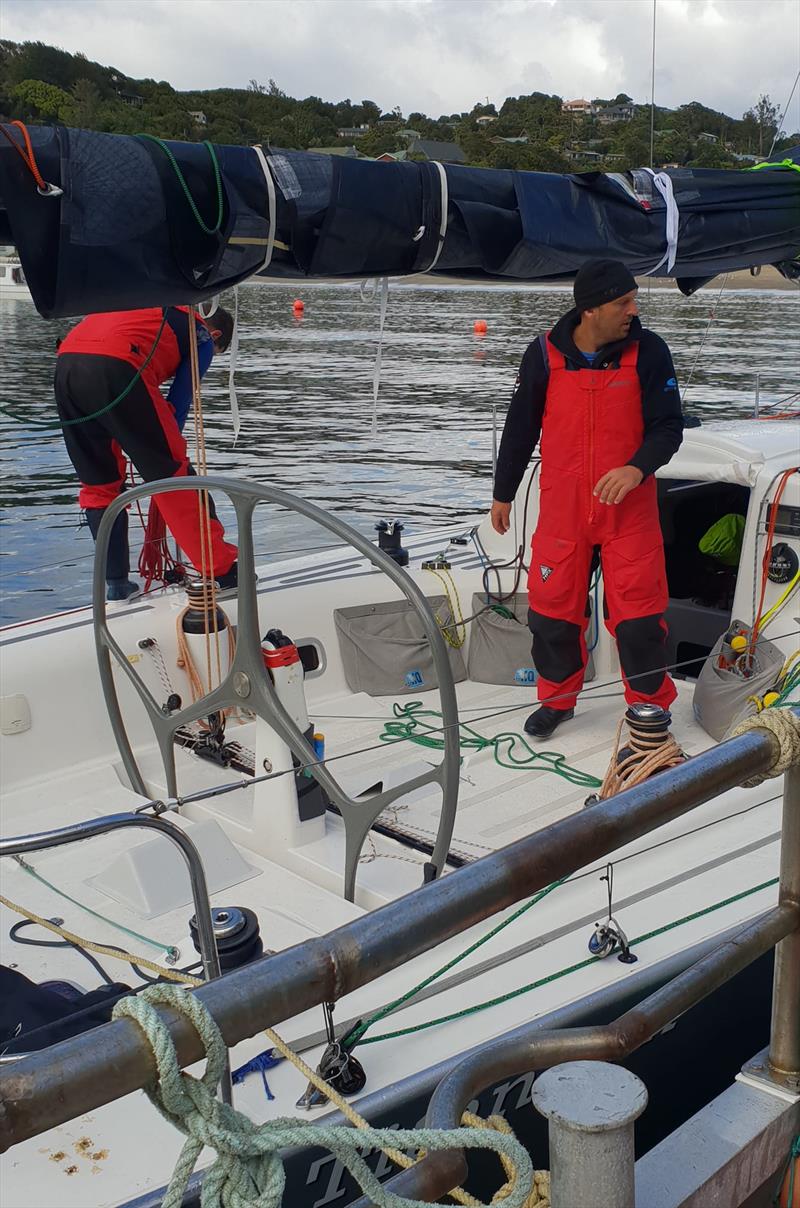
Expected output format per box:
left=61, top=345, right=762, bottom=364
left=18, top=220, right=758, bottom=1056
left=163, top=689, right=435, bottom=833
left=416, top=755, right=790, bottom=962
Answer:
left=293, top=298, right=305, bottom=313
left=473, top=319, right=487, bottom=334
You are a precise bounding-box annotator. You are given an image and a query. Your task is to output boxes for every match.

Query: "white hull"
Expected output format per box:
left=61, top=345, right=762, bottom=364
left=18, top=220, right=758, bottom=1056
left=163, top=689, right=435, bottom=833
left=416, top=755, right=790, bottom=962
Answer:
left=0, top=419, right=798, bottom=1206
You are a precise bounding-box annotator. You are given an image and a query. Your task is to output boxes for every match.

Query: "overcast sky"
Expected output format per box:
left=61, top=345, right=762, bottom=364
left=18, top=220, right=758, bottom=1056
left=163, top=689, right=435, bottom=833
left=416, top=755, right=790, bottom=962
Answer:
left=4, top=0, right=799, bottom=128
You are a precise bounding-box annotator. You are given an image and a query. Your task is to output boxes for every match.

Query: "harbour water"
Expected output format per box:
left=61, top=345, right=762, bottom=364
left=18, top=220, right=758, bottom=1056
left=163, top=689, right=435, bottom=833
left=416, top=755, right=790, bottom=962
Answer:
left=1, top=280, right=797, bottom=623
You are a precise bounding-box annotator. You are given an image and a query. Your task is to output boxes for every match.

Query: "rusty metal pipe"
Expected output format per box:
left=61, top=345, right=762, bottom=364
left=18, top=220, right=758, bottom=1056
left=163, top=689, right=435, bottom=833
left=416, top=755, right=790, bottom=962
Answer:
left=356, top=902, right=799, bottom=1206
left=769, top=762, right=800, bottom=1084
left=0, top=725, right=782, bottom=1151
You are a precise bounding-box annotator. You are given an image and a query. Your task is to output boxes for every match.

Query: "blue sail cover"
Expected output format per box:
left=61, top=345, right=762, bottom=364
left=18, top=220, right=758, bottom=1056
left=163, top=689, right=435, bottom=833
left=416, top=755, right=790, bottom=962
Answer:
left=0, top=123, right=798, bottom=318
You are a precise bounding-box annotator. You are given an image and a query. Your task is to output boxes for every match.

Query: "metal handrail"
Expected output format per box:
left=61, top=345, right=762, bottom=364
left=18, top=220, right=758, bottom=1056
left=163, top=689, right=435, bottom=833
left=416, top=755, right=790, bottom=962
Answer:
left=0, top=811, right=231, bottom=1099
left=0, top=717, right=789, bottom=1151
left=355, top=759, right=800, bottom=1204
left=0, top=812, right=221, bottom=981
left=92, top=475, right=462, bottom=901
left=356, top=905, right=799, bottom=1204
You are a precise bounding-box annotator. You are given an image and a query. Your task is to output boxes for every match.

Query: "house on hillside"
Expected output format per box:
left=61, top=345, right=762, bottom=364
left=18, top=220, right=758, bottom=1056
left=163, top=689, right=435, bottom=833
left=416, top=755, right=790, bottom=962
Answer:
left=596, top=103, right=635, bottom=123
left=376, top=150, right=409, bottom=162
left=397, top=129, right=421, bottom=142
left=408, top=138, right=466, bottom=164
left=562, top=99, right=593, bottom=115
left=117, top=90, right=144, bottom=108
left=698, top=131, right=718, bottom=143
left=188, top=111, right=207, bottom=126
left=564, top=148, right=603, bottom=163
left=475, top=115, right=497, bottom=126
left=337, top=124, right=370, bottom=139
left=491, top=135, right=529, bottom=145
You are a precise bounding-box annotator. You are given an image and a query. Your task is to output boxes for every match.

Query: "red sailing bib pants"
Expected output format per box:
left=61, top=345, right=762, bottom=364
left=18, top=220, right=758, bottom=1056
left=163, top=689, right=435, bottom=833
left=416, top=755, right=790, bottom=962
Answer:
left=527, top=336, right=676, bottom=711
left=55, top=309, right=237, bottom=579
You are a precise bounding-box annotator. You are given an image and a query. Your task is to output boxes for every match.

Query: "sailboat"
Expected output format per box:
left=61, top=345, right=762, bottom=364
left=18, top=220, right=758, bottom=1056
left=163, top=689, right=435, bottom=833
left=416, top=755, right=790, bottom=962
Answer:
left=0, top=123, right=798, bottom=1208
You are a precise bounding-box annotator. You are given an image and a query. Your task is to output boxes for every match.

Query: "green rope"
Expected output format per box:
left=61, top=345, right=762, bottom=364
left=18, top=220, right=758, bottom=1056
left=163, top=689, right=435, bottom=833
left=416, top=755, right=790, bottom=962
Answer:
left=347, top=880, right=565, bottom=1048
left=357, top=876, right=779, bottom=1045
left=137, top=135, right=224, bottom=235
left=114, top=984, right=534, bottom=1208
left=0, top=313, right=168, bottom=429
left=748, top=158, right=800, bottom=174
left=773, top=1132, right=799, bottom=1206
left=380, top=701, right=602, bottom=789
left=13, top=856, right=178, bottom=959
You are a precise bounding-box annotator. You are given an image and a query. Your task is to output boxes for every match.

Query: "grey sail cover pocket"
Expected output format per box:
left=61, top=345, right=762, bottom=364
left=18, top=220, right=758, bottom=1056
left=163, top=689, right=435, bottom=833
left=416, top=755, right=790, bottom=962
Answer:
left=334, top=596, right=467, bottom=696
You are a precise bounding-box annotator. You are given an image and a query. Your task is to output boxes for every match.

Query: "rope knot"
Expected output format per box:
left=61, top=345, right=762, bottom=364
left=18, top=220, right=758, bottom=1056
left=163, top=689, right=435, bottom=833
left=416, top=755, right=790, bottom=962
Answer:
left=727, top=707, right=800, bottom=786
left=112, top=985, right=539, bottom=1208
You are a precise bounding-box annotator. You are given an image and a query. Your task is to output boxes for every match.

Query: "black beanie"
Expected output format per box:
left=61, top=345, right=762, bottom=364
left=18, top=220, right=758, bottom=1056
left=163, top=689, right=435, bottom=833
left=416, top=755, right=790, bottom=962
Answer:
left=573, top=259, right=637, bottom=312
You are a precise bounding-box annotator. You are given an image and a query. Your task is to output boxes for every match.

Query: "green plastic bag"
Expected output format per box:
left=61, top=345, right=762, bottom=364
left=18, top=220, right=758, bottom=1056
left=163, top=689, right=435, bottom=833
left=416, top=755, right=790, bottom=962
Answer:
left=698, top=513, right=745, bottom=567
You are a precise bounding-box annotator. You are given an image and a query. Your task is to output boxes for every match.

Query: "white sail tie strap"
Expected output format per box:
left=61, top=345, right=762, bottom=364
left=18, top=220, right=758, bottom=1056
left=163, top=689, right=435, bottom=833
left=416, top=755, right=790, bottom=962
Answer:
left=425, top=160, right=449, bottom=273
left=370, top=276, right=390, bottom=438
left=251, top=144, right=277, bottom=271
left=641, top=167, right=679, bottom=274
left=228, top=285, right=241, bottom=444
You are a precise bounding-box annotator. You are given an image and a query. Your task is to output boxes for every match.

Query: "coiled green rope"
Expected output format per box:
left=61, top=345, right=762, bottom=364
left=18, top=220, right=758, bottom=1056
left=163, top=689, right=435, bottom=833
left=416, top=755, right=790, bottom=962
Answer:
left=380, top=700, right=602, bottom=789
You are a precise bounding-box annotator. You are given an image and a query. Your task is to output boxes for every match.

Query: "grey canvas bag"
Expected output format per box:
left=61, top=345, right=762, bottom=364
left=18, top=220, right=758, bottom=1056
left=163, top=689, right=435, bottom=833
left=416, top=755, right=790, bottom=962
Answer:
left=466, top=593, right=596, bottom=686
left=334, top=596, right=467, bottom=696
left=693, top=624, right=785, bottom=740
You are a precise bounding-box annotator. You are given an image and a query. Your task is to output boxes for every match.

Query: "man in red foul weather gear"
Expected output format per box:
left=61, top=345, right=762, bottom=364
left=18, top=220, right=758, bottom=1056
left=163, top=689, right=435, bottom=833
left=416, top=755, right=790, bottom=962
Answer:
left=491, top=259, right=683, bottom=739
left=54, top=306, right=238, bottom=602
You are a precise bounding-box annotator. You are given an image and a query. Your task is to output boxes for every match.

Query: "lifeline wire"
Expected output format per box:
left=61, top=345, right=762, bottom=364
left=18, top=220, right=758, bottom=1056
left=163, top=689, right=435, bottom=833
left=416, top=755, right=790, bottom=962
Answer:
left=131, top=626, right=799, bottom=817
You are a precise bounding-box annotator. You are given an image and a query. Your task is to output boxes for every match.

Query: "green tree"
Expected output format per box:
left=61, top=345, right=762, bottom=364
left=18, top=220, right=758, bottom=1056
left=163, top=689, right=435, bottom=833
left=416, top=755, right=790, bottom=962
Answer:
left=12, top=78, right=71, bottom=120
left=743, top=93, right=779, bottom=157
left=68, top=77, right=101, bottom=128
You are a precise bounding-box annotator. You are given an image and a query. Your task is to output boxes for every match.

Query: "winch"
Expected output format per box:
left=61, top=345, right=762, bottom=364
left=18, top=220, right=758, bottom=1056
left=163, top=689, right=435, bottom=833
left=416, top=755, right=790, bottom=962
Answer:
left=189, top=906, right=263, bottom=971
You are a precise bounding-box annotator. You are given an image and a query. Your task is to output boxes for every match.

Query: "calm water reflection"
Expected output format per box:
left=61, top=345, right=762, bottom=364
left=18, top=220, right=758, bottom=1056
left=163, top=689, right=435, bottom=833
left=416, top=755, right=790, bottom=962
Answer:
left=1, top=281, right=797, bottom=622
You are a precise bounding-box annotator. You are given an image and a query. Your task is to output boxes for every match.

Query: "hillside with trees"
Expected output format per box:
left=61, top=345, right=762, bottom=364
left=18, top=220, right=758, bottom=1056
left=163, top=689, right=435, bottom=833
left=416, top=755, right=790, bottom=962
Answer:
left=1, top=38, right=796, bottom=174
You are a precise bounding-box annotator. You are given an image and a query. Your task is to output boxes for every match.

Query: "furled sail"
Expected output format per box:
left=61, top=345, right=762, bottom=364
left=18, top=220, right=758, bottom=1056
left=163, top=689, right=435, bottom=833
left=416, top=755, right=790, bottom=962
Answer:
left=1, top=123, right=798, bottom=318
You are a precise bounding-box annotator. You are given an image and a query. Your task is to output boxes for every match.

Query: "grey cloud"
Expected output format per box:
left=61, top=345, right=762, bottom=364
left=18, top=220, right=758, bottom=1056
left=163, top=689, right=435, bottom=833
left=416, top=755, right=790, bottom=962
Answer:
left=3, top=0, right=799, bottom=126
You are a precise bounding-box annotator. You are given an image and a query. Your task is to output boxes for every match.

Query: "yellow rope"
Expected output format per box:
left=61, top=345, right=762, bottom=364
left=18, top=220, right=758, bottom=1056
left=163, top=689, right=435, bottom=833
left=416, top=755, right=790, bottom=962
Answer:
left=424, top=565, right=467, bottom=649
left=463, top=1114, right=550, bottom=1208
left=0, top=893, right=544, bottom=1204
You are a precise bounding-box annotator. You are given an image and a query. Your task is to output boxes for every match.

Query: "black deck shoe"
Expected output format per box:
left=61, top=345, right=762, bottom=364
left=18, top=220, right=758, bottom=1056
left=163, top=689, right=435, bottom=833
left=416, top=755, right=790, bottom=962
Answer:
left=523, top=705, right=575, bottom=739
left=106, top=577, right=142, bottom=603
left=215, top=561, right=239, bottom=591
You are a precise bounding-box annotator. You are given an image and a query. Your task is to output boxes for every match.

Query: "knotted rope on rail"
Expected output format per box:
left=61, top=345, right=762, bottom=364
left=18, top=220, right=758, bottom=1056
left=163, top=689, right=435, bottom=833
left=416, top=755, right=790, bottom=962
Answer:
left=113, top=983, right=536, bottom=1208
left=728, top=707, right=800, bottom=786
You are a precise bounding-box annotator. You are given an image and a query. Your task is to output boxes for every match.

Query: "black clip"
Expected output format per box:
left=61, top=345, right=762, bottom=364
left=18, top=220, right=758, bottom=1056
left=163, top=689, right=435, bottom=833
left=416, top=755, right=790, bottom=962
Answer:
left=296, top=1003, right=366, bottom=1109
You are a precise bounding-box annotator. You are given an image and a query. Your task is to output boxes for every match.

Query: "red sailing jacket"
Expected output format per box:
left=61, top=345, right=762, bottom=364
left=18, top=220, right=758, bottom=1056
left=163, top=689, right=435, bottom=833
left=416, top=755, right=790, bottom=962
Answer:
left=57, top=307, right=209, bottom=395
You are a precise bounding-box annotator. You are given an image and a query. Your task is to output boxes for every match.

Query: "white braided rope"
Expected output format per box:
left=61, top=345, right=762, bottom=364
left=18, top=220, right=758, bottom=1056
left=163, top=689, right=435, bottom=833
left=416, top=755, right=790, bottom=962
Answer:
left=728, top=708, right=800, bottom=786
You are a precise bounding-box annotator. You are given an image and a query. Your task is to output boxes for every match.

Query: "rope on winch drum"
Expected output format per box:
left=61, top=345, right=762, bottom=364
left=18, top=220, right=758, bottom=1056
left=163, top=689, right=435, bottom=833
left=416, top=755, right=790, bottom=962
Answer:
left=597, top=714, right=686, bottom=800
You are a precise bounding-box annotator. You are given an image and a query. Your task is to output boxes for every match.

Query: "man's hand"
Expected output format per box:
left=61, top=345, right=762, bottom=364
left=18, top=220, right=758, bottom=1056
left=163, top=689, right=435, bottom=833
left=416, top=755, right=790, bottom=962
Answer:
left=491, top=499, right=512, bottom=534
left=593, top=465, right=644, bottom=505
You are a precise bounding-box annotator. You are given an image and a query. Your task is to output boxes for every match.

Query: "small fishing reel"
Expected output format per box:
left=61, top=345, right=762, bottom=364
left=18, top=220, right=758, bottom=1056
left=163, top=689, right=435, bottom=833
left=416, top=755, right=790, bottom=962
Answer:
left=588, top=917, right=638, bottom=964
left=588, top=864, right=638, bottom=964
